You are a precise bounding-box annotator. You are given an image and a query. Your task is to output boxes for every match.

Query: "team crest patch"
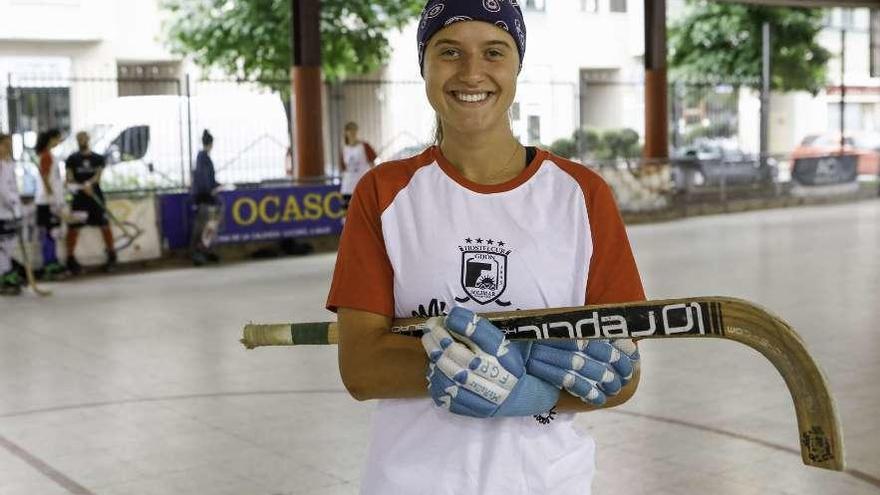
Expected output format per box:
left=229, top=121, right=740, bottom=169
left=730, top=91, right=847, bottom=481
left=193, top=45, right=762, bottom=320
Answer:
left=455, top=237, right=512, bottom=306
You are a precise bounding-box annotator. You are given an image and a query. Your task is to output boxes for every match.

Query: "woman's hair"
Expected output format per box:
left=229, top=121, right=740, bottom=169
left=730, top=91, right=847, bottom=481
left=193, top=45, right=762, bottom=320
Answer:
left=202, top=129, right=214, bottom=147
left=34, top=128, right=62, bottom=154
left=433, top=116, right=443, bottom=145
left=343, top=122, right=358, bottom=146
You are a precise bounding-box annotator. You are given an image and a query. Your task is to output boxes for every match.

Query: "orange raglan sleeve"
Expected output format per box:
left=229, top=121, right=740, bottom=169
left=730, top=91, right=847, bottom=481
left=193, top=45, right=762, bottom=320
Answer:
left=326, top=170, right=394, bottom=316
left=39, top=152, right=53, bottom=176
left=364, top=143, right=378, bottom=163
left=585, top=179, right=646, bottom=305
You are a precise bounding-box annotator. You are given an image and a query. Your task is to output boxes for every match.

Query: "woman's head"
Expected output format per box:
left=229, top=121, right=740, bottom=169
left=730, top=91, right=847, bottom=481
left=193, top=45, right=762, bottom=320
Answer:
left=35, top=129, right=62, bottom=154
left=344, top=122, right=359, bottom=145
left=417, top=1, right=526, bottom=76
left=202, top=129, right=214, bottom=150
left=417, top=1, right=526, bottom=142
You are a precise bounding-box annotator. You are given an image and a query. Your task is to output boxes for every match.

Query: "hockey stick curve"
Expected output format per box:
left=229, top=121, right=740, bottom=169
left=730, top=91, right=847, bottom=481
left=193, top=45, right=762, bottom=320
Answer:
left=241, top=296, right=844, bottom=471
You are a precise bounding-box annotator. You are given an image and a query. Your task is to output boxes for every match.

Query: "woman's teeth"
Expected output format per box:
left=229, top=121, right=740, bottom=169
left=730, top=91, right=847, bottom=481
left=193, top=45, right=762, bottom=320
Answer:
left=455, top=92, right=489, bottom=103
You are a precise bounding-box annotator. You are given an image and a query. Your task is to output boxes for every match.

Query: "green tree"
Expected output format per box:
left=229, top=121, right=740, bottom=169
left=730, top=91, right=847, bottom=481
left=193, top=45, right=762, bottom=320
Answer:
left=669, top=1, right=831, bottom=94
left=162, top=0, right=424, bottom=84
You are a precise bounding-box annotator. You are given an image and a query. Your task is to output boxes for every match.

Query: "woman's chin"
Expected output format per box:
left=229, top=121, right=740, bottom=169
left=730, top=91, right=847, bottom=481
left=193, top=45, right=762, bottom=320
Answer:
left=443, top=117, right=507, bottom=139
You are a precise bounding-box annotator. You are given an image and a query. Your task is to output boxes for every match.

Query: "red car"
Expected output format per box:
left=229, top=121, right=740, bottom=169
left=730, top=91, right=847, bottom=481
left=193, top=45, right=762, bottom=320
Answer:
left=791, top=133, right=880, bottom=176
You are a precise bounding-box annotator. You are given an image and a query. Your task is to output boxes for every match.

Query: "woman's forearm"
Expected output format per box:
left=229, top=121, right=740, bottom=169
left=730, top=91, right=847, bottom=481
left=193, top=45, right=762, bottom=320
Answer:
left=339, top=332, right=429, bottom=401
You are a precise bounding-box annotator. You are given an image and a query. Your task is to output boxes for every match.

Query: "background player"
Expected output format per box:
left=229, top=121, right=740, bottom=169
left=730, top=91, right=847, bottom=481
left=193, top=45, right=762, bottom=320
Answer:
left=65, top=131, right=116, bottom=274
left=190, top=129, right=222, bottom=266
left=34, top=129, right=68, bottom=280
left=0, top=134, right=23, bottom=296
left=339, top=121, right=377, bottom=211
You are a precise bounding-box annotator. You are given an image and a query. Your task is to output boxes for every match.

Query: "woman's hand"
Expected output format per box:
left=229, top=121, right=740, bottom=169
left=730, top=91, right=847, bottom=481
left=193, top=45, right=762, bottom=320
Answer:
left=421, top=307, right=559, bottom=418
left=526, top=340, right=640, bottom=406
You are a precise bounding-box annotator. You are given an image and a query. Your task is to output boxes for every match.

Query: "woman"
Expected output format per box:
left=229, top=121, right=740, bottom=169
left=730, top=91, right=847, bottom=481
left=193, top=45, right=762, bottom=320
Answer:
left=339, top=122, right=377, bottom=210
left=190, top=129, right=222, bottom=265
left=327, top=2, right=644, bottom=494
left=34, top=129, right=68, bottom=279
left=0, top=134, right=23, bottom=295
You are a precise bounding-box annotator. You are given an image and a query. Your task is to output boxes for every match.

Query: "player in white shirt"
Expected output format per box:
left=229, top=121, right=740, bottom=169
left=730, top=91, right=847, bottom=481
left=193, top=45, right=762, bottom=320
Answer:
left=339, top=121, right=378, bottom=210
left=0, top=134, right=24, bottom=295
left=34, top=129, right=69, bottom=280
left=327, top=2, right=644, bottom=494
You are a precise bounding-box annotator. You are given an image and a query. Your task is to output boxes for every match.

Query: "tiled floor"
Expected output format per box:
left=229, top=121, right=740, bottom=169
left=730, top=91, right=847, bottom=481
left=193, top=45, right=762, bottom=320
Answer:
left=1, top=200, right=878, bottom=494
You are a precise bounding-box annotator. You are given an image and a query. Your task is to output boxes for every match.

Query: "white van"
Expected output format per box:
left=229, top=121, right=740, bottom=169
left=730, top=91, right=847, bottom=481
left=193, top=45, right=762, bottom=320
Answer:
left=55, top=94, right=290, bottom=191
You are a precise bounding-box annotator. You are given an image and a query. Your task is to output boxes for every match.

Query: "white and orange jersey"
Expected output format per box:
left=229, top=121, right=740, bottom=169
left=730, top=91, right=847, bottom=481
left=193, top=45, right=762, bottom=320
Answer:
left=340, top=141, right=377, bottom=196
left=327, top=146, right=644, bottom=495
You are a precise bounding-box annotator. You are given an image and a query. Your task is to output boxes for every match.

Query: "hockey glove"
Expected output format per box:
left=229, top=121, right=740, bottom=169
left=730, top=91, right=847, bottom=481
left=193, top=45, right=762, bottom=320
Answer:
left=526, top=339, right=640, bottom=406
left=422, top=307, right=559, bottom=418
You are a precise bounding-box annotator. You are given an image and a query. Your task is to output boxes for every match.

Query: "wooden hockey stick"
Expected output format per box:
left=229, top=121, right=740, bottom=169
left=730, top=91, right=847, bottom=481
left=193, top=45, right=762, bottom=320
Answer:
left=241, top=296, right=844, bottom=471
left=85, top=194, right=144, bottom=252
left=15, top=228, right=51, bottom=297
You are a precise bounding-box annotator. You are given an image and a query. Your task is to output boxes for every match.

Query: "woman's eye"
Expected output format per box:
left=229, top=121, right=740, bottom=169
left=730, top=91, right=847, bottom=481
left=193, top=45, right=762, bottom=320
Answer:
left=441, top=49, right=459, bottom=57
left=487, top=50, right=504, bottom=59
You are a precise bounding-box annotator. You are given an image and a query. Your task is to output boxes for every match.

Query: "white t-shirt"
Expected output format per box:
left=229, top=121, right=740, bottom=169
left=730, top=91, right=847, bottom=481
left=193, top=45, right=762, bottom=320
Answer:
left=341, top=142, right=377, bottom=196
left=327, top=146, right=644, bottom=495
left=35, top=151, right=65, bottom=207
left=0, top=159, right=21, bottom=219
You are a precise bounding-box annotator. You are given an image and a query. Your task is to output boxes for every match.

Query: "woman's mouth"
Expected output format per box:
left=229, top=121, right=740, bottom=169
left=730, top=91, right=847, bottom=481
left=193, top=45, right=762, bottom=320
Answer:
left=451, top=91, right=493, bottom=104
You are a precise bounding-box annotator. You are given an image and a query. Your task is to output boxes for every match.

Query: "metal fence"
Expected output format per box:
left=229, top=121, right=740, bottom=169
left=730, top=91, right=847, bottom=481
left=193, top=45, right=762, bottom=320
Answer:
left=3, top=72, right=876, bottom=211
left=2, top=74, right=291, bottom=192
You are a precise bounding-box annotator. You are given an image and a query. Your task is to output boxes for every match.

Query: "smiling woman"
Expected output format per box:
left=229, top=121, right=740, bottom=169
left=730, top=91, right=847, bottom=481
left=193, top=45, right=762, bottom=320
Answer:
left=326, top=1, right=646, bottom=494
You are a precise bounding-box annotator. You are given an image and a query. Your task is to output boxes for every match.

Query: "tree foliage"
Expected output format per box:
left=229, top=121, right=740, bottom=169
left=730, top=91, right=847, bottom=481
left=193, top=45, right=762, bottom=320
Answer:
left=669, top=1, right=831, bottom=94
left=162, top=0, right=424, bottom=84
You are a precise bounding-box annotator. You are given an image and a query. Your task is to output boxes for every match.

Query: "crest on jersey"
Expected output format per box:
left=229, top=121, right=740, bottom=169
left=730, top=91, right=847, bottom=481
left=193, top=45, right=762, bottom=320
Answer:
left=456, top=237, right=511, bottom=306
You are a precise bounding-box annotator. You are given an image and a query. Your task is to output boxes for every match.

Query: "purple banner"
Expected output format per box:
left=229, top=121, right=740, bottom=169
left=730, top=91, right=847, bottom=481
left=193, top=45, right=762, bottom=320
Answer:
left=160, top=185, right=344, bottom=249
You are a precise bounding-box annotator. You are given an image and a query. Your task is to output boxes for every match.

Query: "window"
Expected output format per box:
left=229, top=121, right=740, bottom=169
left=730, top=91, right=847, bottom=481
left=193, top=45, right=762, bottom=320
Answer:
left=610, top=0, right=627, bottom=13
left=108, top=125, right=150, bottom=163
left=117, top=62, right=182, bottom=97
left=5, top=86, right=70, bottom=136
left=527, top=115, right=541, bottom=145
left=510, top=102, right=521, bottom=121
left=840, top=9, right=854, bottom=29
left=525, top=0, right=545, bottom=11
left=581, top=0, right=598, bottom=13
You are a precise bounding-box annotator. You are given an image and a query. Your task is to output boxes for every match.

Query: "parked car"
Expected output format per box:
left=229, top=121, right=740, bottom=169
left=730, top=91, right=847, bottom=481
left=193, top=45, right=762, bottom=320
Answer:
left=53, top=94, right=290, bottom=191
left=670, top=139, right=775, bottom=191
left=790, top=133, right=880, bottom=177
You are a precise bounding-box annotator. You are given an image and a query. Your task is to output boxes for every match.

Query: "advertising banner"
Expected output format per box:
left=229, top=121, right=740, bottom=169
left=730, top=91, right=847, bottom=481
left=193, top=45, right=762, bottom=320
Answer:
left=72, top=196, right=163, bottom=266
left=160, top=185, right=344, bottom=250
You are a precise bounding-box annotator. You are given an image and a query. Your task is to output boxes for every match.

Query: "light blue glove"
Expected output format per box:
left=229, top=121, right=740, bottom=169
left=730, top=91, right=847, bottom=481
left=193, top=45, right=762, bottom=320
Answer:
left=526, top=339, right=640, bottom=406
left=421, top=307, right=559, bottom=418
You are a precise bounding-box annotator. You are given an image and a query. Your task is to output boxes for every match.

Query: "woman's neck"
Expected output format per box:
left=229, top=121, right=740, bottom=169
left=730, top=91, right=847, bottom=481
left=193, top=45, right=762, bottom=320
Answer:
left=439, top=125, right=525, bottom=185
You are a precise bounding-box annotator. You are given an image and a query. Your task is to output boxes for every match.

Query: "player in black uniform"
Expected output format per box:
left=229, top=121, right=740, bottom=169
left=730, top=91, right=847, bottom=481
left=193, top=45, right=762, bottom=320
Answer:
left=64, top=131, right=116, bottom=274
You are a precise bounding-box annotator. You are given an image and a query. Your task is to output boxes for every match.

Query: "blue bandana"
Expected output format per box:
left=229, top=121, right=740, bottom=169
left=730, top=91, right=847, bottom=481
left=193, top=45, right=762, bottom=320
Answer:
left=417, top=0, right=527, bottom=76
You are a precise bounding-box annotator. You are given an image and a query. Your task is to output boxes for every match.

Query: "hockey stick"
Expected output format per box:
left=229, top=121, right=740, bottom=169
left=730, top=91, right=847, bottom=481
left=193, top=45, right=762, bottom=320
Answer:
left=15, top=226, right=51, bottom=297
left=87, top=194, right=144, bottom=251
left=241, top=296, right=844, bottom=471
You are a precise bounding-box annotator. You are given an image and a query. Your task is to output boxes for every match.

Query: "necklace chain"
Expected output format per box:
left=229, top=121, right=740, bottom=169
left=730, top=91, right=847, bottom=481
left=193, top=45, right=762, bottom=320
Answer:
left=500, top=140, right=522, bottom=173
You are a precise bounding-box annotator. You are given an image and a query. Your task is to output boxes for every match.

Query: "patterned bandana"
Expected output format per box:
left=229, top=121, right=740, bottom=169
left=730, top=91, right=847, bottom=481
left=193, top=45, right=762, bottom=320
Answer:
left=417, top=0, right=527, bottom=76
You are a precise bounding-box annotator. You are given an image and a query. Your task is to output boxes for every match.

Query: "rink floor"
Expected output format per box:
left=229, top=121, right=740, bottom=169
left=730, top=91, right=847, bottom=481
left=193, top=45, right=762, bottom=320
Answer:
left=1, top=200, right=879, bottom=495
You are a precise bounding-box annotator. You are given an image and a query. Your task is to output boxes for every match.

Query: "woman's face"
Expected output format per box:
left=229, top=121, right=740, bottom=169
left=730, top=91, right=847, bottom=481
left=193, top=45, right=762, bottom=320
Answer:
left=345, top=127, right=358, bottom=142
left=423, top=21, right=519, bottom=139
left=50, top=135, right=61, bottom=148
